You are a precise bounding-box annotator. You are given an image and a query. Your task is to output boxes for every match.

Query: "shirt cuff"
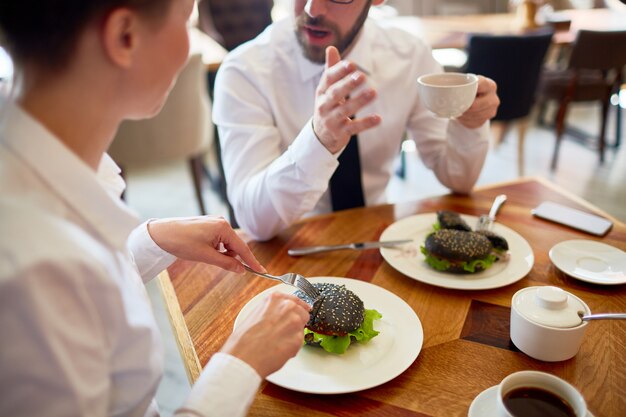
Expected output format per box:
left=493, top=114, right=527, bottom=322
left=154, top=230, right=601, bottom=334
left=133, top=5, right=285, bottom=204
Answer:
left=287, top=119, right=338, bottom=188
left=179, top=353, right=262, bottom=417
left=127, top=220, right=177, bottom=283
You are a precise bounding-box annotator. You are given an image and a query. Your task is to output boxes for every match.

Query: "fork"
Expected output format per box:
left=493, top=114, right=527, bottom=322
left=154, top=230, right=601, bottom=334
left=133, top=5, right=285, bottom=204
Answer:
left=242, top=265, right=320, bottom=299
left=476, top=194, right=507, bottom=231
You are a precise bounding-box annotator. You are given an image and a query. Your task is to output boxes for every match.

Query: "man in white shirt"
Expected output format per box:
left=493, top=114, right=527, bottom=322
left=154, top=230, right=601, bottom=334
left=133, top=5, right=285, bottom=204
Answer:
left=0, top=1, right=310, bottom=416
left=214, top=0, right=500, bottom=241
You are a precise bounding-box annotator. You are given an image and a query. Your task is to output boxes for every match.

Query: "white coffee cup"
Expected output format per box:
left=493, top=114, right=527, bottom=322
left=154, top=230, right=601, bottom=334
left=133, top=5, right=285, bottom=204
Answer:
left=510, top=286, right=591, bottom=362
left=496, top=370, right=587, bottom=417
left=417, top=72, right=478, bottom=118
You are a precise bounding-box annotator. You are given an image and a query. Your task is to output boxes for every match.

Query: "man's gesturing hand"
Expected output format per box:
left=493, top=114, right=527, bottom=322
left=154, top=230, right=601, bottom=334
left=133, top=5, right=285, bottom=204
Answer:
left=312, top=46, right=381, bottom=154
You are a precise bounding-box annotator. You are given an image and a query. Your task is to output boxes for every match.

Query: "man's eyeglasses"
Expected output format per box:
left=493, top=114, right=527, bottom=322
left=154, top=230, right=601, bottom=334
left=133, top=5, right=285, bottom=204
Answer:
left=329, top=0, right=355, bottom=4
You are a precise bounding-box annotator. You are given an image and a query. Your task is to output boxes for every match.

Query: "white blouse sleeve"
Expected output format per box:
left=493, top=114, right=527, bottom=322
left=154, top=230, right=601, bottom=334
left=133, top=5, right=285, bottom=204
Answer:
left=175, top=353, right=262, bottom=417
left=127, top=221, right=177, bottom=283
left=214, top=60, right=338, bottom=241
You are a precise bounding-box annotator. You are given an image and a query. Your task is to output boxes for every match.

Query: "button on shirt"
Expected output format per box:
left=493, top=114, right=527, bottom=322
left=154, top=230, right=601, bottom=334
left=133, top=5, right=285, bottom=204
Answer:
left=213, top=17, right=490, bottom=241
left=0, top=99, right=260, bottom=417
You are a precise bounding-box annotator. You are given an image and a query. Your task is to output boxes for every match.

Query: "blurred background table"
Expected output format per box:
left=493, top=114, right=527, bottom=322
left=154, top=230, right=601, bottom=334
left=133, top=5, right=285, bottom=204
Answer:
left=158, top=177, right=626, bottom=416
left=384, top=8, right=626, bottom=49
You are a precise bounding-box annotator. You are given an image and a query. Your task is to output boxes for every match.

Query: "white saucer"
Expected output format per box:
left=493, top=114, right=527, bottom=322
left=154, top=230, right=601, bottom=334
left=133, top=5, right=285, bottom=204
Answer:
left=468, top=385, right=499, bottom=417
left=549, top=240, right=626, bottom=285
left=468, top=385, right=595, bottom=417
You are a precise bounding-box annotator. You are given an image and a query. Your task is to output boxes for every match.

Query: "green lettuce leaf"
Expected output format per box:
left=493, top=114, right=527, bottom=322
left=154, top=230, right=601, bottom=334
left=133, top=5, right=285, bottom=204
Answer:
left=421, top=246, right=451, bottom=271
left=304, top=309, right=382, bottom=354
left=421, top=246, right=497, bottom=273
left=462, top=254, right=497, bottom=273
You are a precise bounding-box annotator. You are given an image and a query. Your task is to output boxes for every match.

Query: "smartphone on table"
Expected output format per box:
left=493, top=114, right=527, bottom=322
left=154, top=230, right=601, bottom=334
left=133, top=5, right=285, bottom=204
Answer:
left=531, top=201, right=613, bottom=236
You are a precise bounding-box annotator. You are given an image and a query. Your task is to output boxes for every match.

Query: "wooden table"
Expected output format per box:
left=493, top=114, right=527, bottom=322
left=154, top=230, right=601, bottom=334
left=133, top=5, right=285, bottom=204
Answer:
left=385, top=8, right=626, bottom=49
left=158, top=177, right=626, bottom=417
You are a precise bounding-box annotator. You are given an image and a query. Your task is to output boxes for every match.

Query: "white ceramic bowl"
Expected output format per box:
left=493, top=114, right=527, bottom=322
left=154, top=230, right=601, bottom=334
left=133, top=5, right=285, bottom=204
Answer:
left=510, top=286, right=591, bottom=362
left=417, top=72, right=478, bottom=118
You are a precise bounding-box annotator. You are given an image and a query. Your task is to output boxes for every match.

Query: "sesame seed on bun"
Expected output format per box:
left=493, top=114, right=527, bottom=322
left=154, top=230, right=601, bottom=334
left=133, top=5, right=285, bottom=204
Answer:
left=423, top=229, right=496, bottom=273
left=425, top=229, right=492, bottom=262
left=295, top=283, right=365, bottom=336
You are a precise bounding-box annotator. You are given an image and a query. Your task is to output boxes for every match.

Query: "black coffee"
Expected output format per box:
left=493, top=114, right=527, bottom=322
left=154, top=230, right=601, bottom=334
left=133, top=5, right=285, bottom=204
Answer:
left=503, top=387, right=576, bottom=417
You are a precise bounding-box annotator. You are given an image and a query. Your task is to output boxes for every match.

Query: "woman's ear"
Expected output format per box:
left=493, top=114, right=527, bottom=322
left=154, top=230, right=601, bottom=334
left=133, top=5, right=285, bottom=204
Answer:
left=101, top=8, right=137, bottom=68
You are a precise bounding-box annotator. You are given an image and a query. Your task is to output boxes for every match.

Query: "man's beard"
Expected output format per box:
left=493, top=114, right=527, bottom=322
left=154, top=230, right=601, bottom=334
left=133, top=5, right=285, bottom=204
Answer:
left=294, top=2, right=371, bottom=64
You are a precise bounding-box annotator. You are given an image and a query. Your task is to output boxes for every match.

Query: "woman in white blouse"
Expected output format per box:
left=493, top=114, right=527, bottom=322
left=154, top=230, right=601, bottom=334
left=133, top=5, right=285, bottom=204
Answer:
left=0, top=1, right=310, bottom=416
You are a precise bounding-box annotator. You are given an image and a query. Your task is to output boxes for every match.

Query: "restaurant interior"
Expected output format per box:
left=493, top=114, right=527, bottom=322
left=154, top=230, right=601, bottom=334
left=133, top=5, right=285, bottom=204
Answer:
left=63, top=0, right=624, bottom=223
left=1, top=0, right=625, bottom=416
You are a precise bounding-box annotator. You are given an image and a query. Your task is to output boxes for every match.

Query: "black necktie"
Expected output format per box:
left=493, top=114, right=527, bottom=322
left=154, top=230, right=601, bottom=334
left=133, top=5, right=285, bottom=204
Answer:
left=329, top=134, right=365, bottom=211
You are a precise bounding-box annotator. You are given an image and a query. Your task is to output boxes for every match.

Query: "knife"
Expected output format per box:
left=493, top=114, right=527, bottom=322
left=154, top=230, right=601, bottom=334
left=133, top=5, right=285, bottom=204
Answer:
left=288, top=239, right=413, bottom=257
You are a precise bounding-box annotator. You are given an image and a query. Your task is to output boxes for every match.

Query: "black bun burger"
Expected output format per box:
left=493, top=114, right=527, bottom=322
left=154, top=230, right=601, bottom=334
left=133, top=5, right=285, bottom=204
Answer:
left=437, top=210, right=472, bottom=231
left=294, top=283, right=382, bottom=354
left=476, top=229, right=509, bottom=252
left=421, top=229, right=498, bottom=273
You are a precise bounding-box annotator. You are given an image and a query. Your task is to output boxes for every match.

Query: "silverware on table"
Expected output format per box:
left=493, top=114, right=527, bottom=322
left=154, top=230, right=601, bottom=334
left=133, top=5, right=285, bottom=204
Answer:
left=242, top=264, right=320, bottom=299
left=578, top=312, right=626, bottom=322
left=476, top=194, right=507, bottom=231
left=288, top=239, right=413, bottom=257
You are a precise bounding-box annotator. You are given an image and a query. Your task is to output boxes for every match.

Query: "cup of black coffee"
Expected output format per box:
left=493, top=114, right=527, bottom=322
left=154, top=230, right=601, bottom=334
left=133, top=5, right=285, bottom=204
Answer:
left=496, top=371, right=587, bottom=417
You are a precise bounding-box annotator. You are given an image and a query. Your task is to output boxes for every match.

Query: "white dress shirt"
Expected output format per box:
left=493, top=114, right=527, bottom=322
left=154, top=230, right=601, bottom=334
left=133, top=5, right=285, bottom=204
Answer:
left=213, top=17, right=490, bottom=241
left=0, top=99, right=260, bottom=417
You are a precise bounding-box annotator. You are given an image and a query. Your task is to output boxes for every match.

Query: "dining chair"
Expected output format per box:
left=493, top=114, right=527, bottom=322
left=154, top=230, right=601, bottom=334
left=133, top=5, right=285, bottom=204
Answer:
left=108, top=54, right=213, bottom=215
left=195, top=0, right=274, bottom=226
left=207, top=65, right=239, bottom=227
left=536, top=29, right=626, bottom=170
left=463, top=30, right=553, bottom=176
left=196, top=0, right=273, bottom=51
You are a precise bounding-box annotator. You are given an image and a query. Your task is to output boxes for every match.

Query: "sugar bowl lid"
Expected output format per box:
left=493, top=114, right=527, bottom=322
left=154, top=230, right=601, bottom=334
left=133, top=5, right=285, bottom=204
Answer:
left=512, top=286, right=589, bottom=328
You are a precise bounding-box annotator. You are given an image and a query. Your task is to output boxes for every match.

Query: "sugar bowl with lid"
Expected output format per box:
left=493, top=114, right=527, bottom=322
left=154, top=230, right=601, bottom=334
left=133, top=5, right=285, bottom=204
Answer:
left=510, top=286, right=591, bottom=361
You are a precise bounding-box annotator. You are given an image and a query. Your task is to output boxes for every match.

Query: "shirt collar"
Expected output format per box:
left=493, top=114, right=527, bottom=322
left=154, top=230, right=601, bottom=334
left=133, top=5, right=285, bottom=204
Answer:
left=0, top=98, right=140, bottom=250
left=344, top=20, right=375, bottom=77
left=293, top=18, right=375, bottom=84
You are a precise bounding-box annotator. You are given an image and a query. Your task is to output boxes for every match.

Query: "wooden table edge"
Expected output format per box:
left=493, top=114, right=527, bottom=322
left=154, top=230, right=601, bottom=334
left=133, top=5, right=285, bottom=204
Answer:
left=156, top=270, right=202, bottom=384
left=475, top=176, right=623, bottom=225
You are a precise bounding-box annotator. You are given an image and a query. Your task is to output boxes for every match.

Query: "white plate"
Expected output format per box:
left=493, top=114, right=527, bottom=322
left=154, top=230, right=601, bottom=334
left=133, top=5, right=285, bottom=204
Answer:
left=549, top=239, right=626, bottom=285
left=234, top=277, right=423, bottom=394
left=379, top=213, right=534, bottom=290
left=468, top=385, right=595, bottom=417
